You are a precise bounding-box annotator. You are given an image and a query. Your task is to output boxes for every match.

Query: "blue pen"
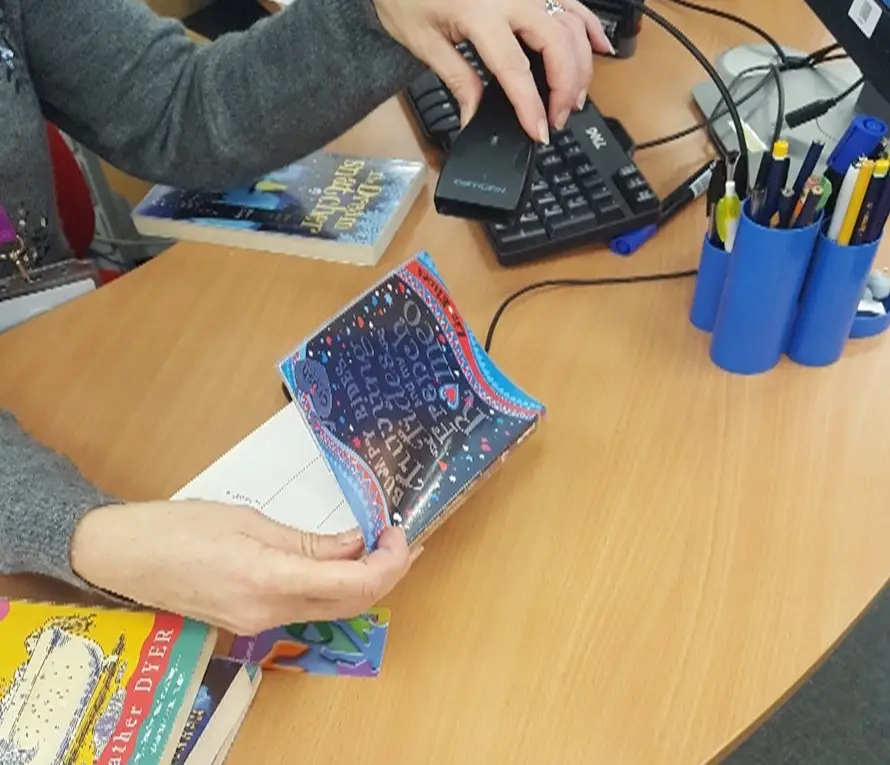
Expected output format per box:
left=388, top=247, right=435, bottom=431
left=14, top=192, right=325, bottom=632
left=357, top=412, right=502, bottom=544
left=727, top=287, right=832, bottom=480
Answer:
left=792, top=140, right=824, bottom=202
left=823, top=115, right=887, bottom=218
left=758, top=140, right=790, bottom=224
left=826, top=115, right=887, bottom=176
left=609, top=158, right=717, bottom=256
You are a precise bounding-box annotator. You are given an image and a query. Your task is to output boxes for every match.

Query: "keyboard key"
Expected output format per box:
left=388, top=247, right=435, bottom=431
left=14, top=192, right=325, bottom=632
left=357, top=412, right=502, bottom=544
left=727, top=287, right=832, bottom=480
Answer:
left=423, top=102, right=457, bottom=128
left=539, top=154, right=564, bottom=174
left=554, top=131, right=574, bottom=147
left=541, top=203, right=564, bottom=221
left=408, top=71, right=443, bottom=100
left=616, top=164, right=637, bottom=179
left=597, top=203, right=624, bottom=223
left=630, top=189, right=659, bottom=213
left=548, top=210, right=598, bottom=238
left=561, top=145, right=588, bottom=168
left=551, top=171, right=573, bottom=187
left=574, top=162, right=598, bottom=179
left=530, top=178, right=549, bottom=194
left=557, top=183, right=581, bottom=201
left=429, top=114, right=460, bottom=136
left=415, top=90, right=451, bottom=113
left=534, top=191, right=558, bottom=208
left=565, top=196, right=590, bottom=215
left=519, top=211, right=540, bottom=227
left=497, top=226, right=548, bottom=251
left=586, top=187, right=614, bottom=207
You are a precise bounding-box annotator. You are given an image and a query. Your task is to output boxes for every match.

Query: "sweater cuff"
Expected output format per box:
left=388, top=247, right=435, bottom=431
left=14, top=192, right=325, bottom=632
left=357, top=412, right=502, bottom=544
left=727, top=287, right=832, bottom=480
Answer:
left=0, top=410, right=123, bottom=598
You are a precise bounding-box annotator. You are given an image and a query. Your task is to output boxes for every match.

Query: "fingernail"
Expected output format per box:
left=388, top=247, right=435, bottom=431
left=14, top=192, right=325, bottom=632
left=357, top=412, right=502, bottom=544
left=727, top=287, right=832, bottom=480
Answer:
left=342, top=528, right=364, bottom=545
left=409, top=545, right=425, bottom=565
left=538, top=119, right=550, bottom=145
left=607, top=40, right=617, bottom=56
left=555, top=110, right=570, bottom=131
left=576, top=90, right=587, bottom=111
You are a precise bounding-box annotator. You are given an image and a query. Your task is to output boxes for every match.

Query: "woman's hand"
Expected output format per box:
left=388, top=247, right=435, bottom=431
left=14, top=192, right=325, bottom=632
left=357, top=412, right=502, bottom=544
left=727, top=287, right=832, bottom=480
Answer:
left=70, top=500, right=416, bottom=634
left=372, top=0, right=614, bottom=143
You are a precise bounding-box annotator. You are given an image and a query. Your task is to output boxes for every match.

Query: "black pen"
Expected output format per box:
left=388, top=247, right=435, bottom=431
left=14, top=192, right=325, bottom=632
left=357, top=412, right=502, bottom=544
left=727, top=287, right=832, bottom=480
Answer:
left=707, top=158, right=728, bottom=246
left=609, top=158, right=719, bottom=255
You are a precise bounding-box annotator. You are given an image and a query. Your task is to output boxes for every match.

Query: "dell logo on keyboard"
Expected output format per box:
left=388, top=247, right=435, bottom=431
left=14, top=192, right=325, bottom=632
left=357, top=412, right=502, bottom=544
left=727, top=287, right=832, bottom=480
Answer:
left=585, top=126, right=607, bottom=150
left=453, top=178, right=507, bottom=194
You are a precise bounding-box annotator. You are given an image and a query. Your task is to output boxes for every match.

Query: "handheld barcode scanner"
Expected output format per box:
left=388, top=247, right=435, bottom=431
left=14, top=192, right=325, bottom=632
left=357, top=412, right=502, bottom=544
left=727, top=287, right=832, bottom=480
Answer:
left=433, top=79, right=535, bottom=223
left=434, top=46, right=550, bottom=224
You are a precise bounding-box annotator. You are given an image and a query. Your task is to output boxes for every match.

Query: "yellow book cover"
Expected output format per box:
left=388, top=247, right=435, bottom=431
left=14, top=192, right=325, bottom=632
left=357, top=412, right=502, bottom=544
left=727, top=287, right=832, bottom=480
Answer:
left=0, top=598, right=215, bottom=765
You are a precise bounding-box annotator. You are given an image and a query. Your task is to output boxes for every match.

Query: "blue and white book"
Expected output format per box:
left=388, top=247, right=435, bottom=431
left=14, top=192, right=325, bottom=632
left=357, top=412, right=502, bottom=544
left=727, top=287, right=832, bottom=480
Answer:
left=132, top=152, right=427, bottom=266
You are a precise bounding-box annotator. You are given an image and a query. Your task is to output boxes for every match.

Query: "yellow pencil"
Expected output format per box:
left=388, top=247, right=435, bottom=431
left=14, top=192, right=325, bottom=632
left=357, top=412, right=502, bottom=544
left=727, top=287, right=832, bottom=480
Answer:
left=838, top=159, right=875, bottom=246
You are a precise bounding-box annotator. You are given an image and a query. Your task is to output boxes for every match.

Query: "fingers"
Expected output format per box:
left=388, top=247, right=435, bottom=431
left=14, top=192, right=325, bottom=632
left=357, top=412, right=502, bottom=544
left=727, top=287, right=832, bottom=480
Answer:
left=556, top=12, right=594, bottom=114
left=465, top=4, right=594, bottom=140
left=237, top=504, right=365, bottom=561
left=262, top=525, right=411, bottom=605
left=422, top=33, right=485, bottom=128
left=562, top=0, right=615, bottom=55
left=466, top=20, right=549, bottom=143
left=512, top=9, right=590, bottom=131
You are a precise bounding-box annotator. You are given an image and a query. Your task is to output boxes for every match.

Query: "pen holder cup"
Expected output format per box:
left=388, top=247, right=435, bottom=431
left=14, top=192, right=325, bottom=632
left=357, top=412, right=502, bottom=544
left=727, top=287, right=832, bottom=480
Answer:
left=689, top=236, right=730, bottom=333
left=850, top=295, right=890, bottom=339
left=709, top=202, right=822, bottom=375
left=786, top=232, right=883, bottom=366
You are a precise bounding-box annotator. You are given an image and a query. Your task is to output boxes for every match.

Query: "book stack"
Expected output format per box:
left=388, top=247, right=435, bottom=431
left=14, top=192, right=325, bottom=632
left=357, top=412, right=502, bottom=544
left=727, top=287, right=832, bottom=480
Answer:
left=0, top=599, right=261, bottom=765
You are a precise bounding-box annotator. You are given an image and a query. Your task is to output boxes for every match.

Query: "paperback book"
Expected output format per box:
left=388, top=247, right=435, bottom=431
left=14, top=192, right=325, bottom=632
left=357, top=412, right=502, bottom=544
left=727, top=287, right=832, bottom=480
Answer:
left=0, top=599, right=215, bottom=765
left=132, top=152, right=427, bottom=266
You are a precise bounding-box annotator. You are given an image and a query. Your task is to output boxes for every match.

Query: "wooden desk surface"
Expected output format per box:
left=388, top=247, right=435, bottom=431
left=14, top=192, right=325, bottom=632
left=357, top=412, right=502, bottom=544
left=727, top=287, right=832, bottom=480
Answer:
left=3, top=2, right=889, bottom=763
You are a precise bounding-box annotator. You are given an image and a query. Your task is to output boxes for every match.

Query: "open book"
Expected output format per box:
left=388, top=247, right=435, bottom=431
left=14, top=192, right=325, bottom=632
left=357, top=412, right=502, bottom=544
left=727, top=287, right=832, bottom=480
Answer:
left=174, top=251, right=544, bottom=550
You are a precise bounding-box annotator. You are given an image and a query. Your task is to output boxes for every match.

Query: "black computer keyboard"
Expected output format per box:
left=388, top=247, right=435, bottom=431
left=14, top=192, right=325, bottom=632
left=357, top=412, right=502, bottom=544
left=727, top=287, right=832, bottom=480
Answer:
left=404, top=43, right=660, bottom=266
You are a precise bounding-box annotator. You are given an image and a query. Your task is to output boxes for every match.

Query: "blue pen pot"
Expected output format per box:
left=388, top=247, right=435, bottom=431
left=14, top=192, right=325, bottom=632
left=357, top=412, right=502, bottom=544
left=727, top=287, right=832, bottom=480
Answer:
left=689, top=236, right=729, bottom=333
left=709, top=201, right=821, bottom=375
left=787, top=232, right=883, bottom=366
left=850, top=295, right=890, bottom=339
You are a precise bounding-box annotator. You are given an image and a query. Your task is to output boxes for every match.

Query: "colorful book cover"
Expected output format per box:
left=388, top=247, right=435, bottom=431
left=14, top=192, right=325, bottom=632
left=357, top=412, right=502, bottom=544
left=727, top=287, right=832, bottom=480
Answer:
left=172, top=658, right=252, bottom=765
left=228, top=607, right=390, bottom=678
left=131, top=153, right=427, bottom=265
left=278, top=250, right=545, bottom=549
left=0, top=598, right=215, bottom=765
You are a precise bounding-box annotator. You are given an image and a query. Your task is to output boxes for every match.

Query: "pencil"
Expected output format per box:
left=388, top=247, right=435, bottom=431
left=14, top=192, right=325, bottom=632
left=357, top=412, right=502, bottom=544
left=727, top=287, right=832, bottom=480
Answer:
left=827, top=160, right=863, bottom=242
left=837, top=159, right=875, bottom=246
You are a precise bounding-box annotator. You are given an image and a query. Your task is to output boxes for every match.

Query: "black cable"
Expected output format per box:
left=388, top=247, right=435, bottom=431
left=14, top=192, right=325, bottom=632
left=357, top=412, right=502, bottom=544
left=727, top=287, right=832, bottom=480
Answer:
left=483, top=269, right=697, bottom=352
left=768, top=64, right=784, bottom=146
left=626, top=1, right=749, bottom=187
left=657, top=0, right=788, bottom=64
left=784, top=75, right=865, bottom=128
left=636, top=52, right=848, bottom=152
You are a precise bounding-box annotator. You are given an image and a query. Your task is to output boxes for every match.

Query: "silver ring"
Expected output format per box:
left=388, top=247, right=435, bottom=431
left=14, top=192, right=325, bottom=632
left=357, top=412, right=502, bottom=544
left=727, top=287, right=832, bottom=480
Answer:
left=545, top=0, right=566, bottom=15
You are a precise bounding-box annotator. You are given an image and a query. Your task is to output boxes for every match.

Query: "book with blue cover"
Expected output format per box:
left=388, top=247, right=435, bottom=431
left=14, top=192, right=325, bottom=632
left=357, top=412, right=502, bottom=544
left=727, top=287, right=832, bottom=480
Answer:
left=278, top=251, right=545, bottom=549
left=131, top=152, right=427, bottom=266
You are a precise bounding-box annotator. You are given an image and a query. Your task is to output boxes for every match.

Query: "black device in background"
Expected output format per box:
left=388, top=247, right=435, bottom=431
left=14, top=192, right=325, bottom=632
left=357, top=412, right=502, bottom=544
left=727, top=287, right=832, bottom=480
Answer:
left=406, top=43, right=660, bottom=267
left=583, top=0, right=646, bottom=58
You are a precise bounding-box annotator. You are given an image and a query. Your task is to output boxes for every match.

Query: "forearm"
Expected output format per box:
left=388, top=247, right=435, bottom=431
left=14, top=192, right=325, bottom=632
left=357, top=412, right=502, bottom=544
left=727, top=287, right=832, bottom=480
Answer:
left=24, top=0, right=425, bottom=190
left=0, top=410, right=116, bottom=588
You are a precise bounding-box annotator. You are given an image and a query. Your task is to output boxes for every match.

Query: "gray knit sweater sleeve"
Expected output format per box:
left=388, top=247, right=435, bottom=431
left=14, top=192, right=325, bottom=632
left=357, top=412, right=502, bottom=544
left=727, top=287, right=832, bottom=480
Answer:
left=2, top=0, right=425, bottom=586
left=22, top=0, right=425, bottom=189
left=0, top=411, right=117, bottom=587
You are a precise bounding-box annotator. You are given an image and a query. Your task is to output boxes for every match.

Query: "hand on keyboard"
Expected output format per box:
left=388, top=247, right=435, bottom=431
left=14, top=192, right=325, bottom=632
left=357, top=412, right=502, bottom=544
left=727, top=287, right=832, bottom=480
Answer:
left=371, top=0, right=613, bottom=143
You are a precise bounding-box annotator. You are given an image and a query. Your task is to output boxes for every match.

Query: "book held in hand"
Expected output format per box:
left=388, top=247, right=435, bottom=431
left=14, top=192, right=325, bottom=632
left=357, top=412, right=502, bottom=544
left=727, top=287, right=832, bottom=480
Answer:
left=131, top=152, right=427, bottom=266
left=278, top=250, right=545, bottom=549
left=0, top=598, right=216, bottom=765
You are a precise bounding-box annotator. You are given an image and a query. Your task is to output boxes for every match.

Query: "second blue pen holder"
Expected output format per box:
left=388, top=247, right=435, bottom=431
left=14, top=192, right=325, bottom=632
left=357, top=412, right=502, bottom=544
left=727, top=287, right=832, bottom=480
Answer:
left=708, top=201, right=822, bottom=375
left=786, top=232, right=883, bottom=366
